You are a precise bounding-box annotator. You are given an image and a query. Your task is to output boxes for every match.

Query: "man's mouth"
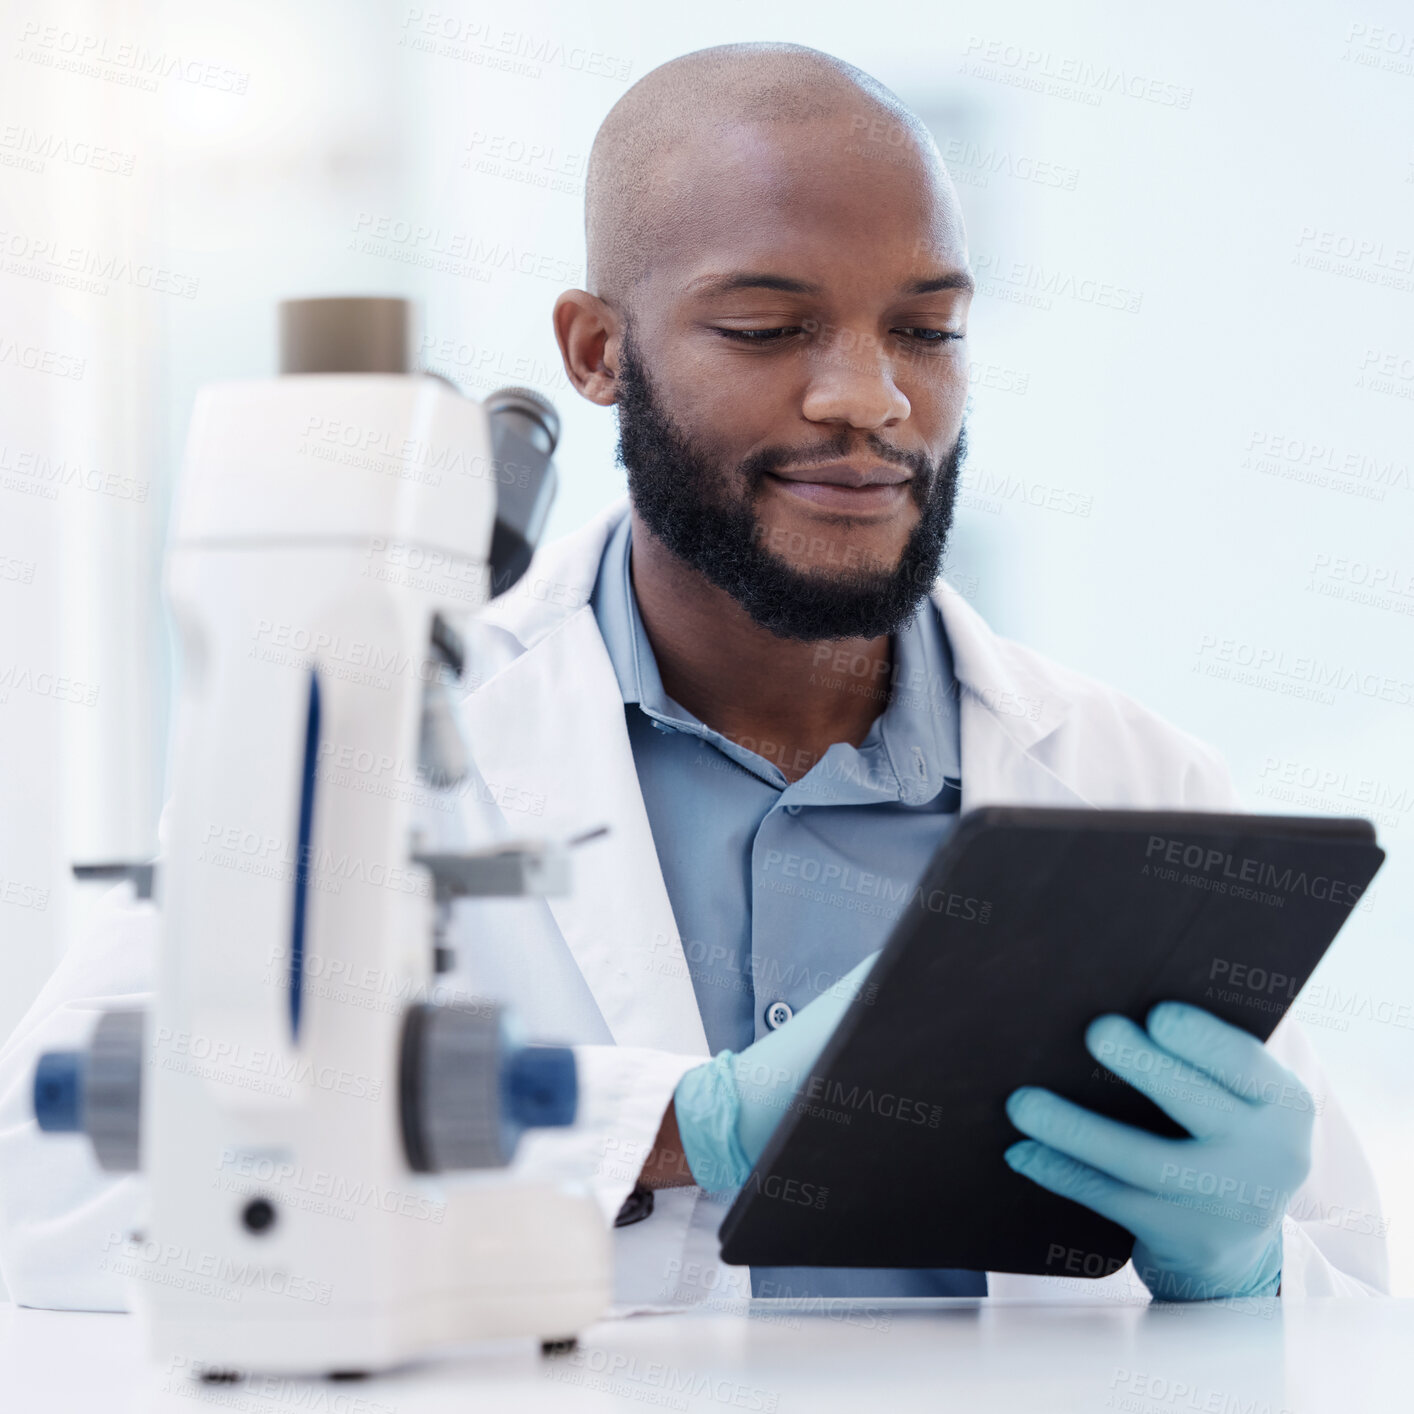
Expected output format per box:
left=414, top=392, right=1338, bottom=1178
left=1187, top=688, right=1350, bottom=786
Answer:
left=764, top=462, right=912, bottom=513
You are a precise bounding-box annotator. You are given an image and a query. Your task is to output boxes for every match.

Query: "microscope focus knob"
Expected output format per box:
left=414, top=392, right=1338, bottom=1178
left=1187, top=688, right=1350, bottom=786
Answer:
left=32, top=1009, right=144, bottom=1172
left=399, top=1001, right=578, bottom=1174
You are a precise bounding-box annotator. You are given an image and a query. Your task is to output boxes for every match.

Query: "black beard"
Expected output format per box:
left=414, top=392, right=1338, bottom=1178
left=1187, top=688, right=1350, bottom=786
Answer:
left=613, top=325, right=966, bottom=641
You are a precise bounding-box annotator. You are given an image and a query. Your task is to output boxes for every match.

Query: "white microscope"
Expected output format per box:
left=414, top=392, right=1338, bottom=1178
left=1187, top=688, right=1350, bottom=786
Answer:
left=32, top=297, right=610, bottom=1377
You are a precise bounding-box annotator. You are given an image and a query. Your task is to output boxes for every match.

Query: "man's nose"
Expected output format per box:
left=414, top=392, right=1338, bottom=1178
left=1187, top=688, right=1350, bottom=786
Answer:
left=799, top=333, right=911, bottom=429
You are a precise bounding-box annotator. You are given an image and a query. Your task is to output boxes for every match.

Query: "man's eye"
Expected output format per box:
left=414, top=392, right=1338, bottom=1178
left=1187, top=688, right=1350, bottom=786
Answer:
left=716, top=327, right=801, bottom=342
left=715, top=327, right=963, bottom=345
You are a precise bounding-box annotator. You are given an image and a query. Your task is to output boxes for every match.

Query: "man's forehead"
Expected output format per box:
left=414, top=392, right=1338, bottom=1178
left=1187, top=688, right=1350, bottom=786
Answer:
left=659, top=114, right=946, bottom=204
left=646, top=118, right=967, bottom=292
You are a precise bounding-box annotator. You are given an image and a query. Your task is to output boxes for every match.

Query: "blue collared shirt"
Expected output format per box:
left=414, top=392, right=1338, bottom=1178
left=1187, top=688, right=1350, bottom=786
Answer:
left=590, top=512, right=984, bottom=1298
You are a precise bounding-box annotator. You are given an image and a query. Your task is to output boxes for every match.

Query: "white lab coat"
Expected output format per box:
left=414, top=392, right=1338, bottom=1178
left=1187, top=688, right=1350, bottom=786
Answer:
left=0, top=497, right=1389, bottom=1312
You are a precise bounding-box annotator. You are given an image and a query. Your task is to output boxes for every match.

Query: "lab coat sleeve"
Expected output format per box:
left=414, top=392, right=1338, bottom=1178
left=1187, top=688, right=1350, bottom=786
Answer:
left=1264, top=1017, right=1389, bottom=1297
left=0, top=883, right=154, bottom=1311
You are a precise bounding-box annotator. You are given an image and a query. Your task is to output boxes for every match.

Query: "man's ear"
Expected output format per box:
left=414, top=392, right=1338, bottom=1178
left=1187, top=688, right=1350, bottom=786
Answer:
left=552, top=290, right=622, bottom=407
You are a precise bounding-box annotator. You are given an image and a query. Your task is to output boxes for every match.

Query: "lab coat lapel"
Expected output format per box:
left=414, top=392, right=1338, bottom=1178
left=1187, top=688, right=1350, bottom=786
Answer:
left=932, top=582, right=1093, bottom=813
left=458, top=602, right=711, bottom=1057
left=955, top=700, right=1093, bottom=812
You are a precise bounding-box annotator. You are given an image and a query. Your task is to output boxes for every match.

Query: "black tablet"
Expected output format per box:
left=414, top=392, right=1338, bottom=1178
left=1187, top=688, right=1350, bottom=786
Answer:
left=717, top=807, right=1384, bottom=1276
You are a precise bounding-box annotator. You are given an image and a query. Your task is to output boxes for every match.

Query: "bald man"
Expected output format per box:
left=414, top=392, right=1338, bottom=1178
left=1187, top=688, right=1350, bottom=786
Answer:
left=560, top=44, right=977, bottom=1300
left=0, top=43, right=1387, bottom=1317
left=539, top=40, right=1384, bottom=1304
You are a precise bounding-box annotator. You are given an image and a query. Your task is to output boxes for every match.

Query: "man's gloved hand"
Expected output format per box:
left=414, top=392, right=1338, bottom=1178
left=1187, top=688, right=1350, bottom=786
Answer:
left=672, top=951, right=880, bottom=1192
left=1003, top=1002, right=1315, bottom=1301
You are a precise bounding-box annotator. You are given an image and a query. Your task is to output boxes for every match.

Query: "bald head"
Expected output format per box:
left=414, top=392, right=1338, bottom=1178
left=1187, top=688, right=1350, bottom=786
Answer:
left=555, top=42, right=972, bottom=625
left=585, top=42, right=952, bottom=312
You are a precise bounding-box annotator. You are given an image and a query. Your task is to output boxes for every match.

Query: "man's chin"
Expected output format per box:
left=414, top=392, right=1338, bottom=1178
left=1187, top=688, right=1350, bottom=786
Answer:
left=713, top=527, right=936, bottom=642
left=749, top=515, right=911, bottom=583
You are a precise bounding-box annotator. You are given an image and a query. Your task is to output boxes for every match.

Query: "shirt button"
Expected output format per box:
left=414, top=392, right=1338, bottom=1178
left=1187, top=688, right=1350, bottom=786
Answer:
left=765, top=1000, right=794, bottom=1030
left=783, top=804, right=801, bottom=816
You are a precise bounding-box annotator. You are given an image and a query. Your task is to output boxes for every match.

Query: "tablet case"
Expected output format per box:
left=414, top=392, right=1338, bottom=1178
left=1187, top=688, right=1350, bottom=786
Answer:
left=717, top=807, right=1384, bottom=1276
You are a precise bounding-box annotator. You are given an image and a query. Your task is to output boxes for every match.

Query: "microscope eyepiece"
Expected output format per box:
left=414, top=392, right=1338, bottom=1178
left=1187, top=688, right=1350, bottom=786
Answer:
left=278, top=296, right=414, bottom=375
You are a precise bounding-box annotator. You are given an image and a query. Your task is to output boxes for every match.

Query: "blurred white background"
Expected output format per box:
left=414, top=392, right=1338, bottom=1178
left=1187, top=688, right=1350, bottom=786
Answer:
left=1, top=0, right=1411, bottom=1290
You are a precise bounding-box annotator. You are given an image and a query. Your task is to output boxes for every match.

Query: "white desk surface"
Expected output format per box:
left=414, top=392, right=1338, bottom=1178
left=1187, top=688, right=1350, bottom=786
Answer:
left=1, top=1297, right=1409, bottom=1413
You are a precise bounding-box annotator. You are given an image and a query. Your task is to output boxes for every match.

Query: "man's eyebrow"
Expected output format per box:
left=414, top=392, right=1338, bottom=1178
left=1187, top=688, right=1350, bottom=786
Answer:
left=904, top=271, right=975, bottom=295
left=688, top=272, right=823, bottom=297
left=687, top=269, right=975, bottom=298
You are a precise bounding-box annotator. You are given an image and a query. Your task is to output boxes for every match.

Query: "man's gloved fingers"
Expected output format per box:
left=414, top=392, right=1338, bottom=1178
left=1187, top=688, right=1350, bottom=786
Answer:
left=1083, top=1014, right=1230, bottom=1139
left=1006, top=1086, right=1180, bottom=1192
left=1003, top=1140, right=1153, bottom=1236
left=1145, top=1003, right=1300, bottom=1104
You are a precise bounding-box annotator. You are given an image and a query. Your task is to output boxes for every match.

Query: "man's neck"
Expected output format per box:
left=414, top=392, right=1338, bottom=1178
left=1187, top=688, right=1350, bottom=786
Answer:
left=627, top=513, right=892, bottom=784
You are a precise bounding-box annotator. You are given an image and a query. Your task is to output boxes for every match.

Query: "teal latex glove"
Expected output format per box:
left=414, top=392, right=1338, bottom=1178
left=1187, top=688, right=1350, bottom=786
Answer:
left=1004, top=1002, right=1315, bottom=1301
left=673, top=951, right=880, bottom=1192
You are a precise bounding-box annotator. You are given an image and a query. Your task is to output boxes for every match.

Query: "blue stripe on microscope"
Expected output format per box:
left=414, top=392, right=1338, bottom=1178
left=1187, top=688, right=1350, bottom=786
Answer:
left=290, top=668, right=321, bottom=1039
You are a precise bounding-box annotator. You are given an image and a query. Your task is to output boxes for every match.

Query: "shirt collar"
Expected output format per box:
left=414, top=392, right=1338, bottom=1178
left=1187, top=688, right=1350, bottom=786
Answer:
left=593, top=510, right=671, bottom=712
left=589, top=511, right=961, bottom=805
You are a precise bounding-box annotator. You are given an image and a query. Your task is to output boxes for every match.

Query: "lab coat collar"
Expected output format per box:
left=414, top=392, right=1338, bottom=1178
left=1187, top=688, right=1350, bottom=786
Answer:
left=932, top=578, right=1092, bottom=811
left=933, top=581, right=1091, bottom=810
left=931, top=581, right=1072, bottom=751
left=479, top=498, right=624, bottom=647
